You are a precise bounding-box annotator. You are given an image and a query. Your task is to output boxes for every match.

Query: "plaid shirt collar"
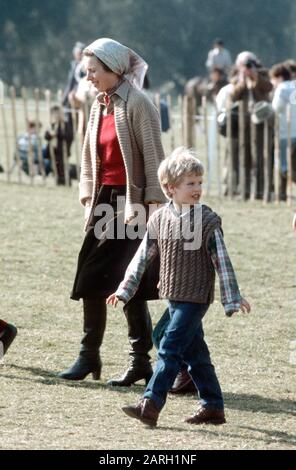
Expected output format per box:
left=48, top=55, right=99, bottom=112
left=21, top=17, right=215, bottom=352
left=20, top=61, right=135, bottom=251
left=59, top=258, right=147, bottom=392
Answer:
left=96, top=79, right=129, bottom=108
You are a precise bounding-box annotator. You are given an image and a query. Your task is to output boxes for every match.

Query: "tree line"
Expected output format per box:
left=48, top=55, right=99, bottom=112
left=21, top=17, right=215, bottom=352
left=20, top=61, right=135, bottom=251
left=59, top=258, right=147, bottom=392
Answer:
left=1, top=0, right=296, bottom=91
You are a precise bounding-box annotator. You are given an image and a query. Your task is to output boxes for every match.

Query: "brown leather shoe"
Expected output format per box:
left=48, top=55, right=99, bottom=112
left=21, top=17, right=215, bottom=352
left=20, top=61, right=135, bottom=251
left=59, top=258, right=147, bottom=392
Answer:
left=170, top=368, right=197, bottom=394
left=122, top=398, right=159, bottom=427
left=185, top=406, right=226, bottom=425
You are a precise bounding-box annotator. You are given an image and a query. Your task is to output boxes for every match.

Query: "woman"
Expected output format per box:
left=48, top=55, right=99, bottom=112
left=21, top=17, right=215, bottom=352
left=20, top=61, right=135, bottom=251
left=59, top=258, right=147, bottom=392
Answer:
left=58, top=38, right=167, bottom=385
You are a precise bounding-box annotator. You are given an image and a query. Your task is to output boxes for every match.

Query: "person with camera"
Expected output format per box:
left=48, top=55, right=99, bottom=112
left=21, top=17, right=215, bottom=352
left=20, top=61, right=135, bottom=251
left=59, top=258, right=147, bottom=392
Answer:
left=230, top=51, right=273, bottom=199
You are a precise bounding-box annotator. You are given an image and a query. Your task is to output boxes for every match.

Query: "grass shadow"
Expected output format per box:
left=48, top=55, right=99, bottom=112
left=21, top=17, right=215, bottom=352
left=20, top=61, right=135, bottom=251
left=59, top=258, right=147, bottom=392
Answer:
left=3, top=363, right=146, bottom=394
left=195, top=425, right=296, bottom=448
left=224, top=392, right=296, bottom=416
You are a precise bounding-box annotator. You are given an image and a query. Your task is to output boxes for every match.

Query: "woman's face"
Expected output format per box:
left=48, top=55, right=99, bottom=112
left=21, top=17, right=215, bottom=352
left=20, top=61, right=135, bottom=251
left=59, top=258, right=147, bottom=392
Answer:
left=84, top=55, right=117, bottom=92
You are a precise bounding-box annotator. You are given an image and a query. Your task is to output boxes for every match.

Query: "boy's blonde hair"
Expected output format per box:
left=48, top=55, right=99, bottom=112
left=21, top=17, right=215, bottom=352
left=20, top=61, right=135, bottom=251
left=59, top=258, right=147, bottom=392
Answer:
left=158, top=147, right=204, bottom=198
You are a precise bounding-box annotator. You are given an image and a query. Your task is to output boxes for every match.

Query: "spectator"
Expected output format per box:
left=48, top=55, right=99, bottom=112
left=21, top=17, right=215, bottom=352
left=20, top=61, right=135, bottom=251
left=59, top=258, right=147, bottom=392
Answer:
left=206, top=38, right=232, bottom=75
left=270, top=63, right=296, bottom=199
left=143, top=74, right=170, bottom=132
left=205, top=66, right=229, bottom=102
left=284, top=60, right=296, bottom=80
left=62, top=41, right=86, bottom=156
left=230, top=51, right=273, bottom=198
left=44, top=105, right=74, bottom=185
left=17, top=121, right=50, bottom=176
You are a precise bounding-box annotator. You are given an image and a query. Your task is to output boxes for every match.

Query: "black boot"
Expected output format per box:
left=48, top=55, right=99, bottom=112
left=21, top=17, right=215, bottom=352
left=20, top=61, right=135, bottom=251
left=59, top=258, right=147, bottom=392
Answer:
left=0, top=320, right=17, bottom=358
left=107, top=299, right=153, bottom=386
left=280, top=173, right=287, bottom=201
left=58, top=297, right=106, bottom=380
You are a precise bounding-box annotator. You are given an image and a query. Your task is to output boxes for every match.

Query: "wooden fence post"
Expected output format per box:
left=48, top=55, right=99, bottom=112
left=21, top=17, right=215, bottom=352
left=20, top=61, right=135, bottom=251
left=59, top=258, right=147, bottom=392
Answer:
left=154, top=93, right=161, bottom=116
left=166, top=94, right=175, bottom=152
left=21, top=87, right=34, bottom=184
left=44, top=90, right=58, bottom=183
left=273, top=114, right=280, bottom=204
left=215, top=102, right=222, bottom=199
left=178, top=94, right=183, bottom=147
left=238, top=102, right=246, bottom=200
left=0, top=92, right=11, bottom=182
left=250, top=120, right=257, bottom=201
left=263, top=119, right=271, bottom=204
left=34, top=88, right=46, bottom=184
left=60, top=111, right=70, bottom=187
left=10, top=86, right=22, bottom=183
left=202, top=96, right=209, bottom=194
left=226, top=99, right=234, bottom=199
left=70, top=103, right=81, bottom=182
left=286, top=104, right=292, bottom=206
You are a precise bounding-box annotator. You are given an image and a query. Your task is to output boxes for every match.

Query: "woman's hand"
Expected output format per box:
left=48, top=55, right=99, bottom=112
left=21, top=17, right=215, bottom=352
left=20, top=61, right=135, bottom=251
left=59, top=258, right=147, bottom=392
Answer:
left=84, top=201, right=92, bottom=222
left=106, top=293, right=119, bottom=307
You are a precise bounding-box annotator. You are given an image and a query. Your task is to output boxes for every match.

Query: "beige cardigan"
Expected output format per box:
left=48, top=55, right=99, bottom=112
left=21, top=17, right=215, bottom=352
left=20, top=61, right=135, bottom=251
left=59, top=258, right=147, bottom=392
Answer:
left=79, top=80, right=167, bottom=228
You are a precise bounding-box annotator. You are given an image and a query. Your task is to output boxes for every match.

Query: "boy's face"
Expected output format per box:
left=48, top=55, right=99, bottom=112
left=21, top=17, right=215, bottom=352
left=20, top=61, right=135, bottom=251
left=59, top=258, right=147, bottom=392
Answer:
left=169, top=173, right=203, bottom=207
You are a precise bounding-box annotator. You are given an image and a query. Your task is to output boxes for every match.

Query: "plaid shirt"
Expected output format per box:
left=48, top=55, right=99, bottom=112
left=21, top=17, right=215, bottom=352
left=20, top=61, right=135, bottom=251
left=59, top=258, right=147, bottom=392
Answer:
left=115, top=228, right=242, bottom=316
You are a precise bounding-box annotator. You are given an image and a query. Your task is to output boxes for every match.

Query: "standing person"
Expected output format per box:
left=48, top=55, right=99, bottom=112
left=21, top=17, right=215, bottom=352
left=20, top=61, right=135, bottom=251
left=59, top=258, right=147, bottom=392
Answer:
left=293, top=213, right=296, bottom=231
left=0, top=320, right=17, bottom=359
left=44, top=105, right=73, bottom=185
left=270, top=63, right=296, bottom=200
left=206, top=39, right=232, bottom=75
left=62, top=41, right=86, bottom=156
left=230, top=51, right=273, bottom=198
left=107, top=148, right=251, bottom=427
left=206, top=66, right=229, bottom=102
left=58, top=38, right=167, bottom=385
left=17, top=120, right=50, bottom=177
left=62, top=41, right=86, bottom=109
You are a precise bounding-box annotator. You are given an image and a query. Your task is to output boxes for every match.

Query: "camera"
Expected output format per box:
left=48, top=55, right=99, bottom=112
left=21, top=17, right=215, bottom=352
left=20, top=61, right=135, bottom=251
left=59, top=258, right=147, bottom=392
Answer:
left=245, top=59, right=257, bottom=69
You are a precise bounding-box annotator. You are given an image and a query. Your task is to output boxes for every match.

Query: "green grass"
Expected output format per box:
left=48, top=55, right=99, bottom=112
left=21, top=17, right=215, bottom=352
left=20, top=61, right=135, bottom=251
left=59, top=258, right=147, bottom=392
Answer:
left=0, top=182, right=295, bottom=450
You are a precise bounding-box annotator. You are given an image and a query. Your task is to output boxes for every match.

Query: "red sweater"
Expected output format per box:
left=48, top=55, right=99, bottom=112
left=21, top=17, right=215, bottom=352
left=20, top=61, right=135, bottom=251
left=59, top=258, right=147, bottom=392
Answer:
left=97, top=114, right=126, bottom=185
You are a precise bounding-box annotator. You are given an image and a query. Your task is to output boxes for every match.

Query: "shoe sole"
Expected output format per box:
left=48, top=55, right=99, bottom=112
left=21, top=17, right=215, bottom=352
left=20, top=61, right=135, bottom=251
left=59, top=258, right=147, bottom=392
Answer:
left=107, top=374, right=152, bottom=387
left=186, top=418, right=226, bottom=425
left=122, top=407, right=157, bottom=427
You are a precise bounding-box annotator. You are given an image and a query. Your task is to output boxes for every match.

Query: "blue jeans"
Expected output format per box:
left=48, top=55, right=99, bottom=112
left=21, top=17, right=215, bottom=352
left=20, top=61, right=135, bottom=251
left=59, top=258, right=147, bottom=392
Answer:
left=144, top=301, right=224, bottom=411
left=280, top=138, right=296, bottom=174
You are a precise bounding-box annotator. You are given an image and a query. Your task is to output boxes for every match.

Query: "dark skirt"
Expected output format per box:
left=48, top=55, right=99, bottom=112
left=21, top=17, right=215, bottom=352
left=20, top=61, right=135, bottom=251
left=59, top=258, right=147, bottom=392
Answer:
left=71, top=185, right=160, bottom=301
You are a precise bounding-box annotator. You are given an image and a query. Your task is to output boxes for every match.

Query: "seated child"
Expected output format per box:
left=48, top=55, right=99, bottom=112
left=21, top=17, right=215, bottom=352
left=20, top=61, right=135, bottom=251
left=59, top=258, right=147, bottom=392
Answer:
left=17, top=120, right=50, bottom=176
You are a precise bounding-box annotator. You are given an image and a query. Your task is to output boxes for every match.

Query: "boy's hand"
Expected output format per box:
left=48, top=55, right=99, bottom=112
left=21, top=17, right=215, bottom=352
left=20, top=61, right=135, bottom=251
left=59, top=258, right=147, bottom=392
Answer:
left=106, top=293, right=119, bottom=307
left=292, top=213, right=296, bottom=231
left=239, top=298, right=251, bottom=314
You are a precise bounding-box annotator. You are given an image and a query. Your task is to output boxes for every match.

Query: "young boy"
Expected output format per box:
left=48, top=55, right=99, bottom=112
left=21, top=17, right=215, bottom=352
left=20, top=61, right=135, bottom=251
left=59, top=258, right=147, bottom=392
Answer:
left=107, top=147, right=251, bottom=427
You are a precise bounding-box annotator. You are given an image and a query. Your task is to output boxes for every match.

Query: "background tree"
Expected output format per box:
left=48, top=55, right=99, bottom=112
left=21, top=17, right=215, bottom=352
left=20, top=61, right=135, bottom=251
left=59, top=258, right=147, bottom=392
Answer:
left=0, top=0, right=295, bottom=91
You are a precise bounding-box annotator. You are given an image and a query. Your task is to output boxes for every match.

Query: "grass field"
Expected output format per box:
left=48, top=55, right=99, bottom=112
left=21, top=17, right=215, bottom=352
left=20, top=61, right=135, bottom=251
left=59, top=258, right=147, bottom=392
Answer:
left=0, top=182, right=295, bottom=450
